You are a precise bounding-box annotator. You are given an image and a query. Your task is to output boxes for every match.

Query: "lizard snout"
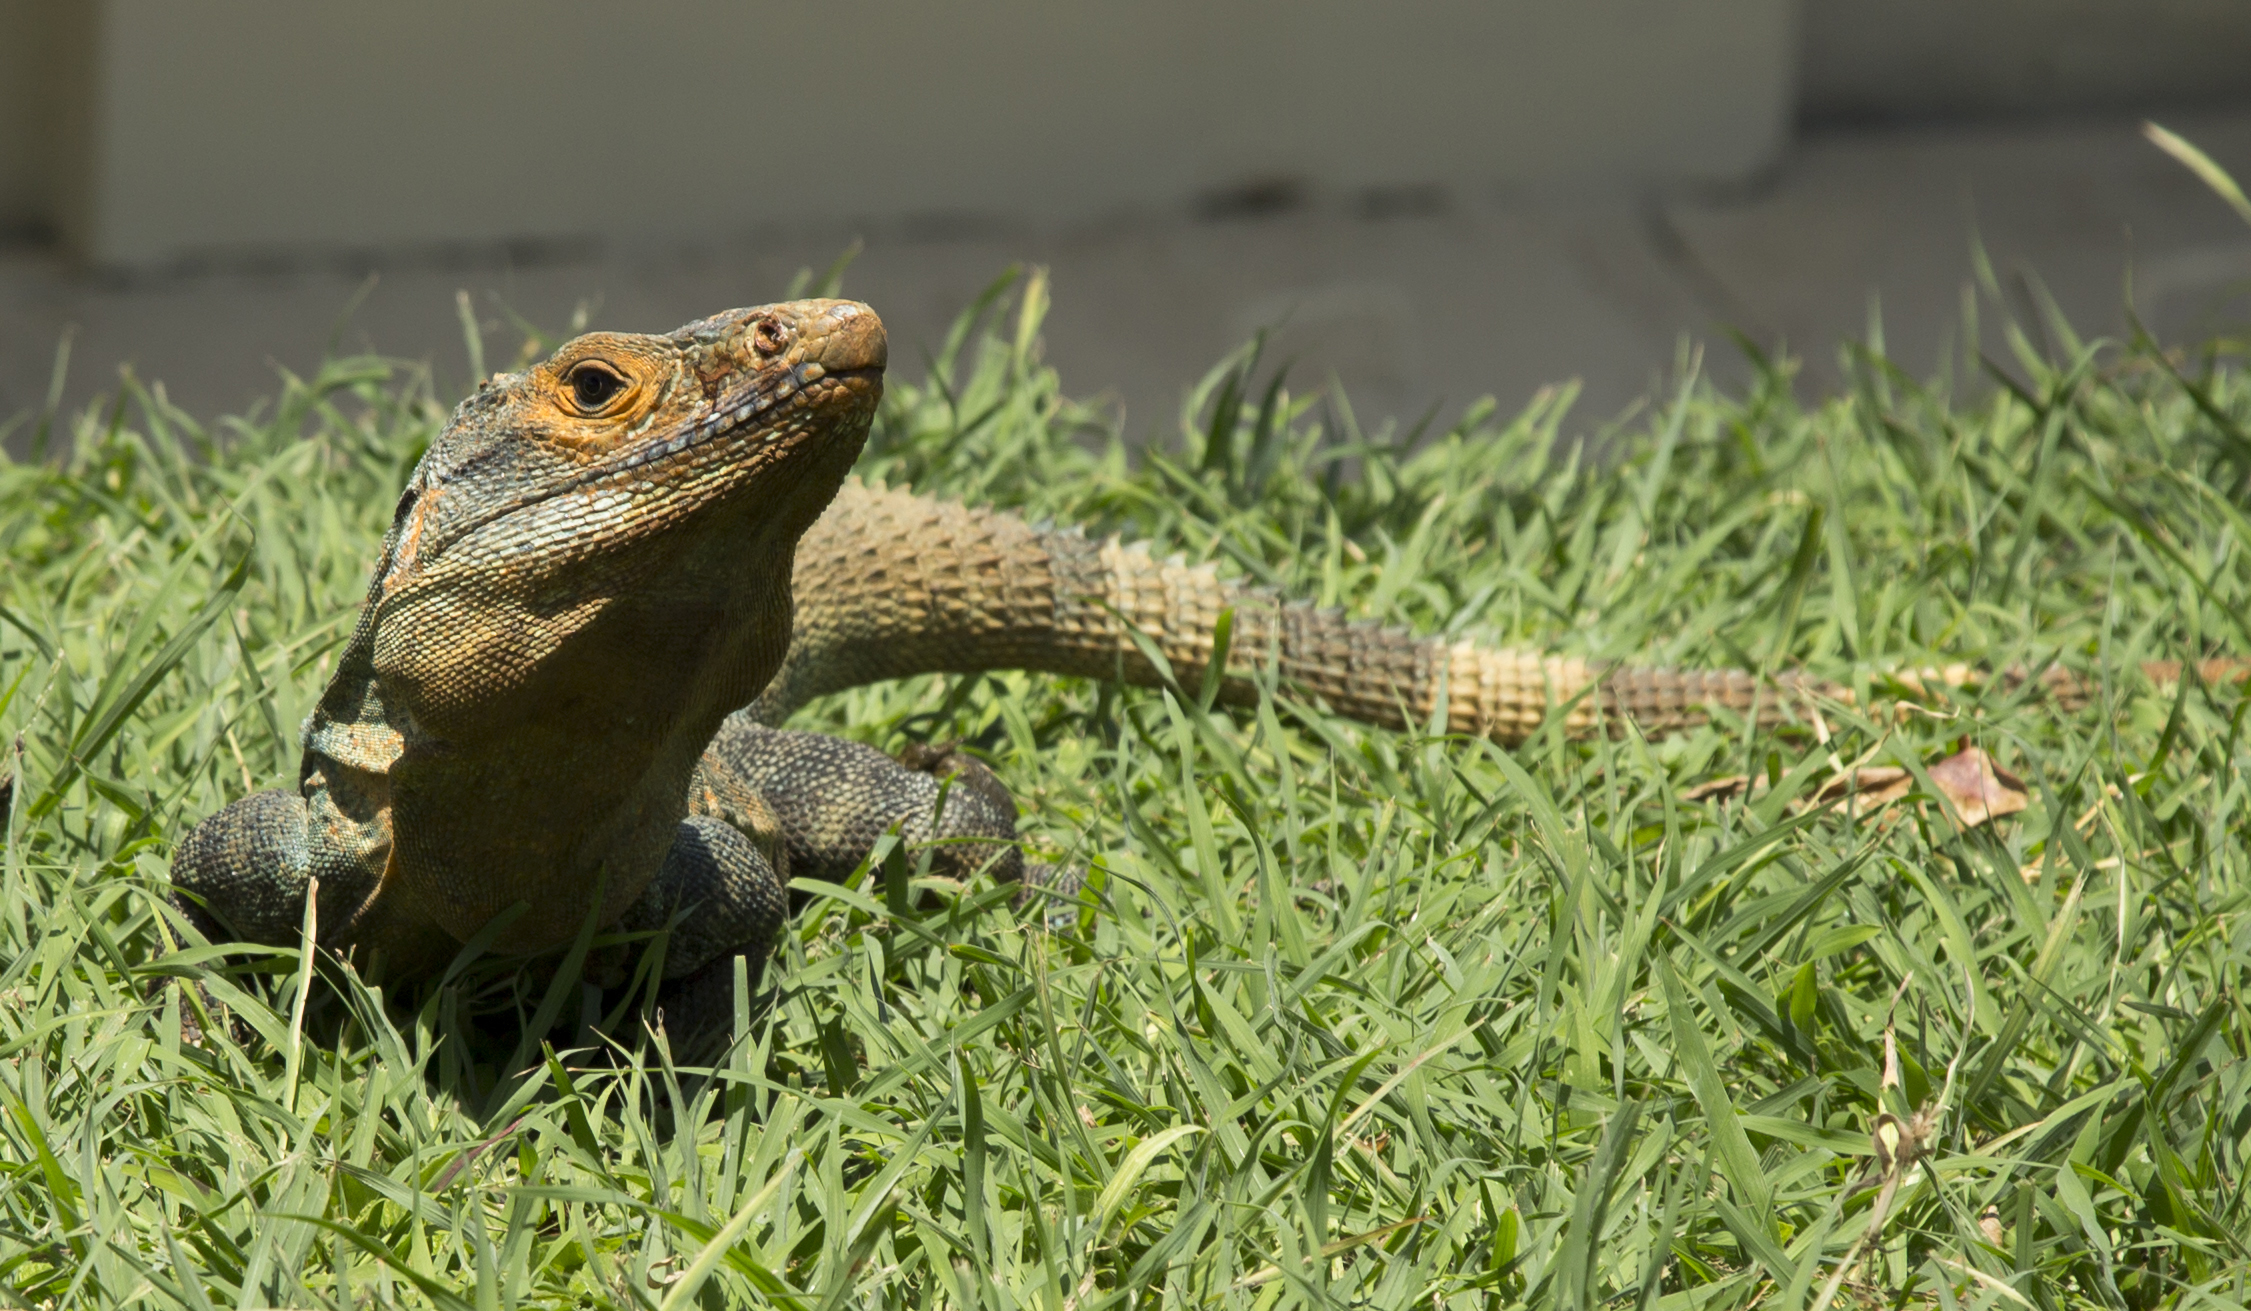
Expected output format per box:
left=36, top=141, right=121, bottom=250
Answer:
left=783, top=299, right=887, bottom=378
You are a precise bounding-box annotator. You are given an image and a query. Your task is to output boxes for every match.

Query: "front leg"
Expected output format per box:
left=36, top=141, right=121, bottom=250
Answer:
left=620, top=752, right=792, bottom=1048
left=640, top=726, right=1065, bottom=1051
left=171, top=787, right=401, bottom=946
left=170, top=790, right=318, bottom=945
left=171, top=787, right=459, bottom=977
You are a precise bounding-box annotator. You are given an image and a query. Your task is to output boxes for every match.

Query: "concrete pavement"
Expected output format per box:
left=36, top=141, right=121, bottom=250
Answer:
left=5, top=109, right=2249, bottom=454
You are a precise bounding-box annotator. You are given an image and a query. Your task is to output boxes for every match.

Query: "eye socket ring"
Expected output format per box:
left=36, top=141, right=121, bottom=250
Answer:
left=565, top=362, right=629, bottom=412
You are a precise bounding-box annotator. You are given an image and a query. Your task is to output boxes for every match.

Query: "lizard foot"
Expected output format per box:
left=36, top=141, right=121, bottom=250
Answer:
left=708, top=718, right=1027, bottom=885
left=611, top=816, right=788, bottom=1061
left=1016, top=860, right=1092, bottom=930
left=169, top=789, right=317, bottom=945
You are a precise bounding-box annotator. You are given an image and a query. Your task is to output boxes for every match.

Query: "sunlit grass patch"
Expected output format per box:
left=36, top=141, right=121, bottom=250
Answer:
left=1, top=266, right=2246, bottom=1308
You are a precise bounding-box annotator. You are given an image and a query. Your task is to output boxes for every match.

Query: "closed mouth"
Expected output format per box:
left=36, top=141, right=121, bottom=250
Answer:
left=433, top=358, right=881, bottom=554
left=608, top=359, right=878, bottom=476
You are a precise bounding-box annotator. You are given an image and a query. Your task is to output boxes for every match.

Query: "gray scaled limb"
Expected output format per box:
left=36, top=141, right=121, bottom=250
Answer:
left=169, top=789, right=317, bottom=945
left=620, top=750, right=793, bottom=1050
left=707, top=717, right=1028, bottom=886
left=170, top=786, right=393, bottom=953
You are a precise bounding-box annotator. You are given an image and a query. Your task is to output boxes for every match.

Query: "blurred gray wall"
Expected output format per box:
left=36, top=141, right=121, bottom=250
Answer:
left=4, top=2, right=2250, bottom=443
left=4, top=0, right=1796, bottom=266
left=1802, top=0, right=2251, bottom=123
left=0, top=4, right=94, bottom=243
left=4, top=2, right=2246, bottom=268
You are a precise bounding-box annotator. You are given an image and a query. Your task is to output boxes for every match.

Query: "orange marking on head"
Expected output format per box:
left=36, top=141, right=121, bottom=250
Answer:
left=383, top=486, right=439, bottom=597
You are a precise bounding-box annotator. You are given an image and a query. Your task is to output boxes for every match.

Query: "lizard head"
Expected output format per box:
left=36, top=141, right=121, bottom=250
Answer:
left=365, top=298, right=886, bottom=731
left=383, top=298, right=886, bottom=590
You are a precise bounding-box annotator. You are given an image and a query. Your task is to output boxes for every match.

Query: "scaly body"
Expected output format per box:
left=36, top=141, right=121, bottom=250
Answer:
left=171, top=301, right=2236, bottom=1044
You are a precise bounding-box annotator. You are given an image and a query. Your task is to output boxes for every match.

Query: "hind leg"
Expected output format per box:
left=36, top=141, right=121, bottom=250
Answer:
left=706, top=719, right=1027, bottom=886
left=649, top=721, right=1081, bottom=1051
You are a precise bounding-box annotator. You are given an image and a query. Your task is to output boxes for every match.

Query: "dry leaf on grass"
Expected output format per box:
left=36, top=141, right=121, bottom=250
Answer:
left=1924, top=745, right=2029, bottom=828
left=1682, top=745, right=2027, bottom=830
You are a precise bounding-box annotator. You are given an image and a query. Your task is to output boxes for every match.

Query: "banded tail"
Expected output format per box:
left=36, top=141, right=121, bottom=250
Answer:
left=750, top=482, right=2240, bottom=743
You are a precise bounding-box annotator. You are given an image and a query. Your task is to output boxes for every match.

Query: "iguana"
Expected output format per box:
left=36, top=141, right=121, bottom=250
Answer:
left=167, top=298, right=2241, bottom=1045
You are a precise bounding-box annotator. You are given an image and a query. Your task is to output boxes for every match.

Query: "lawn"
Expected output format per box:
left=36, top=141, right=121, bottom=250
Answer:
left=0, top=258, right=2246, bottom=1309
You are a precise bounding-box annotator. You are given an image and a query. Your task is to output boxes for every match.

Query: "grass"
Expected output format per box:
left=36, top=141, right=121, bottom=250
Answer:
left=0, top=256, right=2248, bottom=1309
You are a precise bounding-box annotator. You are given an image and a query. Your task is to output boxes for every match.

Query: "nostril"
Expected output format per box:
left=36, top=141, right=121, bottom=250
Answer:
left=752, top=319, right=788, bottom=358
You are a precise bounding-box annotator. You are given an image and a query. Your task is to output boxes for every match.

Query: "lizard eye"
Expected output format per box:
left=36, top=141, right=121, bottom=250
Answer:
left=566, top=362, right=628, bottom=412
